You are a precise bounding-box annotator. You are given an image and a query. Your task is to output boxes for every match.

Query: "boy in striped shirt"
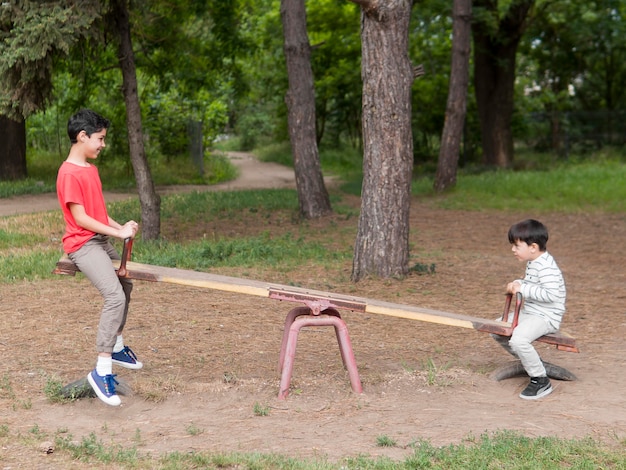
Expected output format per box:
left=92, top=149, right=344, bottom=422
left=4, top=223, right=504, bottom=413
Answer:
left=493, top=219, right=566, bottom=400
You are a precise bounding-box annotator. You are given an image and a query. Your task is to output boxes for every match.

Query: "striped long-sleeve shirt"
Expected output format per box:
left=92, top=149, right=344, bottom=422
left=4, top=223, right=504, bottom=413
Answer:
left=516, top=251, right=566, bottom=330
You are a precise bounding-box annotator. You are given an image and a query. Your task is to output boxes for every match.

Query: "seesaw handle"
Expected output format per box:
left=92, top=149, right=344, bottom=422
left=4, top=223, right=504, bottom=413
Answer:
left=502, top=292, right=523, bottom=329
left=117, top=237, right=134, bottom=278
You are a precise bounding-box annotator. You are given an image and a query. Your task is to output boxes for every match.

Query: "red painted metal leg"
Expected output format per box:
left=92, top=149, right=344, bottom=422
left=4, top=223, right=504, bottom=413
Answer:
left=279, top=307, right=342, bottom=372
left=279, top=306, right=313, bottom=372
left=278, top=314, right=362, bottom=399
left=332, top=315, right=361, bottom=394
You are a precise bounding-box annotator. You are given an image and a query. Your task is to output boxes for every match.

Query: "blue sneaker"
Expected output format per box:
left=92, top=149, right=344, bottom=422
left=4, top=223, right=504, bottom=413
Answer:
left=87, top=370, right=121, bottom=406
left=112, top=346, right=143, bottom=370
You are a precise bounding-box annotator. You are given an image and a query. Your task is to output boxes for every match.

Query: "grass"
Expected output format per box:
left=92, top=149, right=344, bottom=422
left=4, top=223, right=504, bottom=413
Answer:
left=412, top=160, right=626, bottom=212
left=0, top=426, right=620, bottom=468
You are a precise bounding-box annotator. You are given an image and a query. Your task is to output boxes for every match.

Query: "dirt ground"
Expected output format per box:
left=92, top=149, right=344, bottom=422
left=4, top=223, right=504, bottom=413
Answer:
left=1, top=153, right=625, bottom=468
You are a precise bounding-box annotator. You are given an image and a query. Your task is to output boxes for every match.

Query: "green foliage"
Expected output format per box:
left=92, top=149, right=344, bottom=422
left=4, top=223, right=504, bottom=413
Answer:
left=307, top=0, right=361, bottom=148
left=0, top=1, right=101, bottom=117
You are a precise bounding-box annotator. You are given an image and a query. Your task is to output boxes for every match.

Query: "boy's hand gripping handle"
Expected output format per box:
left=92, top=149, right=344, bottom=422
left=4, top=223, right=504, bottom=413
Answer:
left=117, top=237, right=134, bottom=277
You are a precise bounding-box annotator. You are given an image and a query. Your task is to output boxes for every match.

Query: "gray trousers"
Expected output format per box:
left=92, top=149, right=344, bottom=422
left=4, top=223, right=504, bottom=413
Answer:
left=68, top=235, right=133, bottom=353
left=492, top=313, right=557, bottom=378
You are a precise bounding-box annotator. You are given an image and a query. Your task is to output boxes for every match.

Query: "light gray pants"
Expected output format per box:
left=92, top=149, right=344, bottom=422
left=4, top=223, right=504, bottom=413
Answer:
left=68, top=235, right=133, bottom=353
left=492, top=313, right=557, bottom=378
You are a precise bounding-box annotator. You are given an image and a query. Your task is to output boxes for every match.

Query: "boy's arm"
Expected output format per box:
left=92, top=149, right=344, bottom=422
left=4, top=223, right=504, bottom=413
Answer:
left=518, top=266, right=564, bottom=303
left=520, top=278, right=563, bottom=303
left=69, top=203, right=137, bottom=240
left=108, top=216, right=123, bottom=230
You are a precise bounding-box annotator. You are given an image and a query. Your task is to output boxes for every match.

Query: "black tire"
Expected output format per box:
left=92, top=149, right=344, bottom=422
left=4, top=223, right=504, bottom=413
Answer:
left=490, top=360, right=577, bottom=381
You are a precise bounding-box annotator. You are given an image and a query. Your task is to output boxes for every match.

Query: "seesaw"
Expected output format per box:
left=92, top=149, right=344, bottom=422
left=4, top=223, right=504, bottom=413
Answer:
left=54, top=239, right=578, bottom=399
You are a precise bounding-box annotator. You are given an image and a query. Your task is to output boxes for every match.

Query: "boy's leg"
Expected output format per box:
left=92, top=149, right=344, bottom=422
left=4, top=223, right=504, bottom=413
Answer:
left=102, top=239, right=133, bottom=333
left=100, top=239, right=142, bottom=369
left=491, top=332, right=518, bottom=358
left=508, top=314, right=556, bottom=377
left=68, top=236, right=127, bottom=353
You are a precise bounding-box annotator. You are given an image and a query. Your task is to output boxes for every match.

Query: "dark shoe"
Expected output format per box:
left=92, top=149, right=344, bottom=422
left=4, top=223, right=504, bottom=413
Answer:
left=519, top=376, right=553, bottom=400
left=112, top=346, right=143, bottom=370
left=87, top=370, right=121, bottom=406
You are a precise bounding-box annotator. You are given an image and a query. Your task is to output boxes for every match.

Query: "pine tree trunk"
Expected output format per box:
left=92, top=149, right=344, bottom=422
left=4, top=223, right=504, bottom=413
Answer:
left=281, top=0, right=332, bottom=219
left=0, top=115, right=27, bottom=181
left=351, top=0, right=413, bottom=282
left=472, top=0, right=534, bottom=168
left=434, top=0, right=471, bottom=192
left=111, top=0, right=161, bottom=240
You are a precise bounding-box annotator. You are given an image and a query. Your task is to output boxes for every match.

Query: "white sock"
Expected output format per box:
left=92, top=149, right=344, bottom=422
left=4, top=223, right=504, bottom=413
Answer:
left=113, top=335, right=124, bottom=353
left=96, top=356, right=113, bottom=377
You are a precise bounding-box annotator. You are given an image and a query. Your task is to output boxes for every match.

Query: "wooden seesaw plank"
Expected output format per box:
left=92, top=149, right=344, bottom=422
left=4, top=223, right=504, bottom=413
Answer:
left=53, top=257, right=578, bottom=352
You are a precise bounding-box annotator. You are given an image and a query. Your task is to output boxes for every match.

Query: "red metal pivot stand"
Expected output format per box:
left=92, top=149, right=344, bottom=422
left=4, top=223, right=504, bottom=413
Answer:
left=277, top=306, right=363, bottom=399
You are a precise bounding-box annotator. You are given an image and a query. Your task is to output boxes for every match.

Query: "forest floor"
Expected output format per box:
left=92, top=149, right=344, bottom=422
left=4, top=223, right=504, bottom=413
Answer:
left=1, top=152, right=625, bottom=468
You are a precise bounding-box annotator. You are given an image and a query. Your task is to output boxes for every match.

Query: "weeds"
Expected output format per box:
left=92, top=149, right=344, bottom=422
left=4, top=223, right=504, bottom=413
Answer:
left=253, top=402, right=270, bottom=416
left=423, top=358, right=453, bottom=387
left=186, top=423, right=204, bottom=436
left=376, top=435, right=398, bottom=447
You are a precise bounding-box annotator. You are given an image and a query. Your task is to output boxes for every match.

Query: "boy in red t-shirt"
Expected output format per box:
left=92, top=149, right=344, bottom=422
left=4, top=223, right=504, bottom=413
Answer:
left=57, top=109, right=142, bottom=406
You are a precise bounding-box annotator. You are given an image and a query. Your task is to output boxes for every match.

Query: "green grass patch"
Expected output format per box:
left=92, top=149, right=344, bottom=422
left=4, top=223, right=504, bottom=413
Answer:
left=7, top=429, right=609, bottom=468
left=412, top=160, right=626, bottom=212
left=106, top=188, right=301, bottom=224
left=134, top=232, right=351, bottom=271
left=0, top=230, right=33, bottom=249
left=0, top=179, right=56, bottom=198
left=0, top=250, right=61, bottom=283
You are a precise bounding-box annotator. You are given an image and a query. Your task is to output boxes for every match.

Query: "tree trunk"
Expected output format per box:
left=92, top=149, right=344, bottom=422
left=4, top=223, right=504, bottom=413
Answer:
left=0, top=115, right=27, bottom=181
left=280, top=0, right=332, bottom=219
left=434, top=0, right=472, bottom=192
left=111, top=0, right=161, bottom=240
left=472, top=0, right=534, bottom=168
left=350, top=0, right=414, bottom=282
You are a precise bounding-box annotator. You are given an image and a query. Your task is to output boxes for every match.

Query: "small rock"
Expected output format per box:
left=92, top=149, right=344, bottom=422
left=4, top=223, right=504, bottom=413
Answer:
left=39, top=441, right=54, bottom=454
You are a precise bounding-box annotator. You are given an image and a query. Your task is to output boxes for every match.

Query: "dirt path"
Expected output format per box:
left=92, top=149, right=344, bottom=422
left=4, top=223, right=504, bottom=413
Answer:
left=1, top=154, right=625, bottom=467
left=0, top=151, right=297, bottom=217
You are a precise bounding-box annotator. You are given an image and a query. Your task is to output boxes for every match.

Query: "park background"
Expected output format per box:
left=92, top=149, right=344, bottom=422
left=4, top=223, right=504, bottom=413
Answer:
left=1, top=0, right=626, bottom=468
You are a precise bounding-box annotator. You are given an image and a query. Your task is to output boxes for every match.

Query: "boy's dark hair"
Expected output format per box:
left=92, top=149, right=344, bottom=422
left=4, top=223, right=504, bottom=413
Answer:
left=67, top=109, right=110, bottom=144
left=508, top=219, right=548, bottom=251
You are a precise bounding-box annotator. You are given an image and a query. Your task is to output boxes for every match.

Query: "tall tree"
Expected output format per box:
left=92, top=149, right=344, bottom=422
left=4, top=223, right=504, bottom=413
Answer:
left=109, top=0, right=161, bottom=240
left=280, top=0, right=332, bottom=219
left=349, top=0, right=415, bottom=281
left=0, top=1, right=100, bottom=180
left=434, top=0, right=472, bottom=191
left=472, top=0, right=534, bottom=168
left=0, top=115, right=26, bottom=180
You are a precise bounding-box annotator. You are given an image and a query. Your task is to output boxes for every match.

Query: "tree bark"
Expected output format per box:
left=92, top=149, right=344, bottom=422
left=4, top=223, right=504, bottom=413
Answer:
left=0, top=115, right=27, bottom=181
left=110, top=0, right=161, bottom=240
left=472, top=0, right=534, bottom=168
left=350, top=0, right=414, bottom=282
left=280, top=0, right=332, bottom=219
left=434, top=0, right=471, bottom=192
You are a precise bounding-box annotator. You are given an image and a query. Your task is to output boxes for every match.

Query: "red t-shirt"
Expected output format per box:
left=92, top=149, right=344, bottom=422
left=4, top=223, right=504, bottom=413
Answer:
left=56, top=162, right=109, bottom=253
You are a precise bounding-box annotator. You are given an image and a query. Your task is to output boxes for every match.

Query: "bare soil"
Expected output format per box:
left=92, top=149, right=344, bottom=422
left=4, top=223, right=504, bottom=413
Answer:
left=1, top=153, right=625, bottom=468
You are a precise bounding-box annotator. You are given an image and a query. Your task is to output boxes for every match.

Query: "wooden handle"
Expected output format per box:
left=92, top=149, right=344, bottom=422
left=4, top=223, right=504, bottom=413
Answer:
left=117, top=238, right=134, bottom=277
left=502, top=292, right=523, bottom=329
